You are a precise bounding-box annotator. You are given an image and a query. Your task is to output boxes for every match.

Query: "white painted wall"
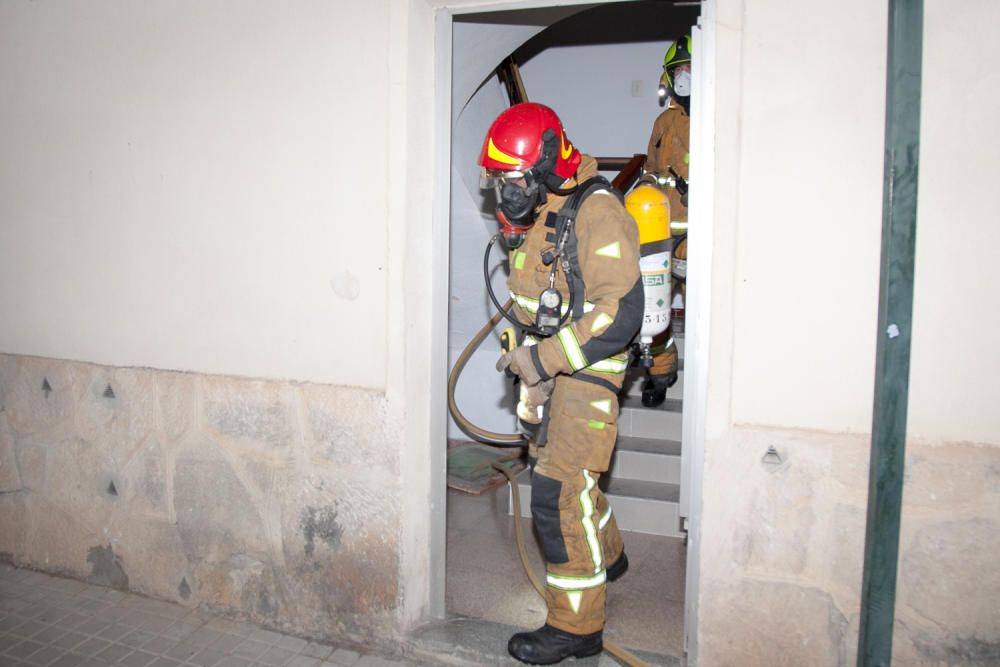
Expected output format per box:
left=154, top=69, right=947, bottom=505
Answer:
left=908, top=0, right=1000, bottom=444
left=727, top=0, right=887, bottom=433
left=0, top=0, right=389, bottom=388
left=722, top=0, right=1000, bottom=444
left=520, top=41, right=669, bottom=158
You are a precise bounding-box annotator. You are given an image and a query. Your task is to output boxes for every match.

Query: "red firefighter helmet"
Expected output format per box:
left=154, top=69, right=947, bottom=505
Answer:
left=478, top=103, right=581, bottom=181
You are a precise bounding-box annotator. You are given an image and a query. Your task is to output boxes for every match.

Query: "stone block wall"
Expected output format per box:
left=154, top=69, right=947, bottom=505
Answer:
left=698, top=426, right=1000, bottom=666
left=0, top=353, right=402, bottom=644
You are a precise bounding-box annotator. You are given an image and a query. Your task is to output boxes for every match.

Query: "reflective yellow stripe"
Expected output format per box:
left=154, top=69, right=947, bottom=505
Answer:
left=510, top=292, right=595, bottom=317
left=590, top=312, right=614, bottom=334
left=587, top=420, right=606, bottom=430
left=487, top=137, right=521, bottom=167
left=566, top=590, right=583, bottom=614
left=599, top=508, right=613, bottom=531
left=587, top=356, right=629, bottom=374
left=558, top=327, right=588, bottom=371
left=513, top=250, right=526, bottom=270
left=546, top=570, right=607, bottom=591
left=579, top=470, right=603, bottom=573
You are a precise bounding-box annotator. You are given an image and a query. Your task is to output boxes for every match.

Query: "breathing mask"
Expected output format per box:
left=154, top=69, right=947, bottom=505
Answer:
left=658, top=62, right=692, bottom=113
left=673, top=69, right=692, bottom=97
left=480, top=129, right=573, bottom=250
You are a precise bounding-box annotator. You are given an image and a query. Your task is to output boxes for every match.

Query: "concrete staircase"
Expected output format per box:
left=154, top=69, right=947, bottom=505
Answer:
left=510, top=335, right=686, bottom=538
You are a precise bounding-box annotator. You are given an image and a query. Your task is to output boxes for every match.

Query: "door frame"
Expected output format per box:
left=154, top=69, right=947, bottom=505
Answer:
left=426, top=2, right=716, bottom=662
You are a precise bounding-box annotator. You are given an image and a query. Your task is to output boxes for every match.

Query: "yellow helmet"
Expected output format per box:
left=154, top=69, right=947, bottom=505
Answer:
left=625, top=184, right=672, bottom=245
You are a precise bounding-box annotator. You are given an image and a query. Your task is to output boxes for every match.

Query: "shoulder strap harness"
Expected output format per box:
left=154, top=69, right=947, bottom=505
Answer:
left=552, top=176, right=624, bottom=320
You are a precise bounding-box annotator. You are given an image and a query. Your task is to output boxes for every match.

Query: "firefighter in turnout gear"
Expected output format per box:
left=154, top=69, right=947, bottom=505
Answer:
left=641, top=34, right=692, bottom=407
left=480, top=103, right=642, bottom=664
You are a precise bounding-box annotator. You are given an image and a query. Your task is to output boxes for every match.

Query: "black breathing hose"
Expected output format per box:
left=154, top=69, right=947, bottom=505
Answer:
left=482, top=234, right=574, bottom=337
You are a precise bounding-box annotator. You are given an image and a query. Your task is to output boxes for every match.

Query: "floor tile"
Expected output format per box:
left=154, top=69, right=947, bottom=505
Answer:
left=140, top=635, right=178, bottom=655
left=73, top=637, right=113, bottom=657
left=163, top=640, right=201, bottom=662
left=11, top=619, right=48, bottom=639
left=0, top=616, right=27, bottom=633
left=327, top=648, right=361, bottom=665
left=148, top=657, right=184, bottom=667
left=119, top=650, right=158, bottom=667
left=229, top=639, right=269, bottom=661
left=119, top=629, right=156, bottom=649
left=188, top=647, right=225, bottom=666
left=286, top=656, right=321, bottom=667
left=22, top=643, right=65, bottom=666
left=74, top=618, right=111, bottom=636
left=257, top=645, right=296, bottom=665
left=50, top=631, right=88, bottom=651
left=300, top=642, right=334, bottom=660
left=248, top=628, right=285, bottom=645
left=96, top=623, right=131, bottom=642
left=97, top=642, right=134, bottom=663
left=276, top=635, right=308, bottom=652
left=50, top=653, right=89, bottom=667
left=215, top=657, right=256, bottom=667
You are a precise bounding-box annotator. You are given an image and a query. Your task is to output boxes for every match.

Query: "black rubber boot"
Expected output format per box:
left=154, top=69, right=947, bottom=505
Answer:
left=641, top=372, right=678, bottom=407
left=508, top=624, right=603, bottom=665
left=606, top=551, right=629, bottom=583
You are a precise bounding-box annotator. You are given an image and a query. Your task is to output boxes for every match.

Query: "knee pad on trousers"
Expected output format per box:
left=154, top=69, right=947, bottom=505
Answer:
left=531, top=473, right=569, bottom=564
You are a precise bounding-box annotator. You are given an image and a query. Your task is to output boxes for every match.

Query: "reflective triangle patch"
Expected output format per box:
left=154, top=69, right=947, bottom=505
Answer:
left=595, top=242, right=621, bottom=259
left=590, top=312, right=613, bottom=334
left=590, top=399, right=612, bottom=416
left=566, top=590, right=583, bottom=614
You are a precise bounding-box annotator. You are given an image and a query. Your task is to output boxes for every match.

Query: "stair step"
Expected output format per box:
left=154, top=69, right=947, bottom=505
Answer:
left=610, top=436, right=681, bottom=485
left=602, top=477, right=680, bottom=503
left=510, top=475, right=682, bottom=537
left=609, top=448, right=680, bottom=485
left=618, top=396, right=683, bottom=440
left=616, top=434, right=682, bottom=456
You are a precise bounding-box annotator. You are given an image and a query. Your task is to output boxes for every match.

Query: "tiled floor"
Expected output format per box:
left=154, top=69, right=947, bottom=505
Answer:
left=0, top=564, right=431, bottom=667
left=446, top=487, right=687, bottom=658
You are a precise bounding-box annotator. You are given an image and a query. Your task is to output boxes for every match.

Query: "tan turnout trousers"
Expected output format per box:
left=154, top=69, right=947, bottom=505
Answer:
left=507, top=156, right=642, bottom=635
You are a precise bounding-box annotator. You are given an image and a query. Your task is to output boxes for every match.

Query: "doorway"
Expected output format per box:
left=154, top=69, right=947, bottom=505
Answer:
left=441, top=1, right=707, bottom=660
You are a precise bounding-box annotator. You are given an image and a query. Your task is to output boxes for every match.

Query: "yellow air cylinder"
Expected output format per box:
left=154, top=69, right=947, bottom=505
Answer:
left=624, top=185, right=672, bottom=364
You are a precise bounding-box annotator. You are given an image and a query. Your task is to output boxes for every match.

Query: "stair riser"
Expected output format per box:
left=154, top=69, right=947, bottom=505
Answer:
left=610, top=449, right=681, bottom=485
left=510, top=483, right=683, bottom=538
left=618, top=407, right=682, bottom=440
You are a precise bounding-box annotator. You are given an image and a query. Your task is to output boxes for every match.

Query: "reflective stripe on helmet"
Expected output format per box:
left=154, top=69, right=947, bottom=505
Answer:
left=487, top=137, right=522, bottom=168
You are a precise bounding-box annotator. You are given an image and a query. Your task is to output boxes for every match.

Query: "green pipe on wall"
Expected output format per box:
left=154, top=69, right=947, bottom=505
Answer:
left=857, top=1, right=923, bottom=665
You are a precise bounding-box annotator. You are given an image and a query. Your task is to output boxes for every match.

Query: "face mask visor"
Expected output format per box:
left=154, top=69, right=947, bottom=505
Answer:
left=480, top=168, right=526, bottom=192
left=481, top=168, right=536, bottom=248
